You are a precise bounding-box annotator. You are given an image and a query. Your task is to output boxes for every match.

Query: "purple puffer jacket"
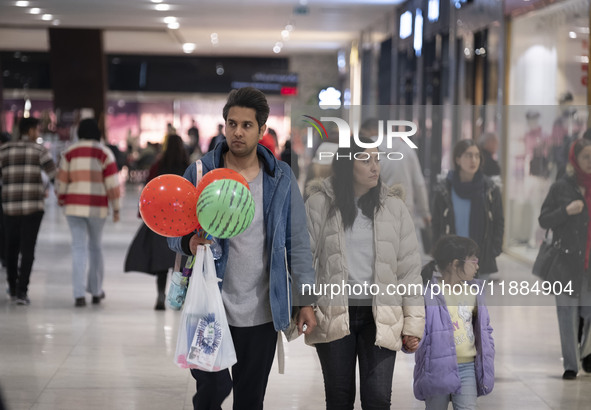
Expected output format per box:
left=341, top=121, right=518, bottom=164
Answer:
left=413, top=278, right=495, bottom=400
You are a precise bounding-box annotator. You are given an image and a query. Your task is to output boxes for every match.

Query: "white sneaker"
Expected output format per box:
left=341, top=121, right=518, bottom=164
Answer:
left=15, top=297, right=30, bottom=305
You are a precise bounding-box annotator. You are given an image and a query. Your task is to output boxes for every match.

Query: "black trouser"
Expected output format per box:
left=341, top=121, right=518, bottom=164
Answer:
left=0, top=200, right=5, bottom=266
left=190, top=322, right=277, bottom=410
left=315, top=305, right=397, bottom=410
left=4, top=211, right=44, bottom=298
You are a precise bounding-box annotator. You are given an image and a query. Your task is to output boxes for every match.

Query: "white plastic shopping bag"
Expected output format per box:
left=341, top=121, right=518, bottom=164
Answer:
left=174, top=245, right=237, bottom=371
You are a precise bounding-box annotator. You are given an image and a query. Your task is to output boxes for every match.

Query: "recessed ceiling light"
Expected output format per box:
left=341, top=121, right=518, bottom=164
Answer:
left=569, top=31, right=577, bottom=39
left=41, top=14, right=52, bottom=21
left=52, top=19, right=60, bottom=26
left=29, top=7, right=41, bottom=14
left=15, top=1, right=30, bottom=7
left=273, top=45, right=282, bottom=54
left=151, top=0, right=163, bottom=3
left=155, top=4, right=170, bottom=11
left=182, top=43, right=196, bottom=53
left=163, top=16, right=176, bottom=24
left=167, top=22, right=179, bottom=29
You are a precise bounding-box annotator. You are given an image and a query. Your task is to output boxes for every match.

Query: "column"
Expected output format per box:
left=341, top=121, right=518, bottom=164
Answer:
left=48, top=28, right=107, bottom=122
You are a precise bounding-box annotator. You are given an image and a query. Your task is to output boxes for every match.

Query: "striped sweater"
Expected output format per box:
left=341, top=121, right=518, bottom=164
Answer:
left=56, top=140, right=121, bottom=218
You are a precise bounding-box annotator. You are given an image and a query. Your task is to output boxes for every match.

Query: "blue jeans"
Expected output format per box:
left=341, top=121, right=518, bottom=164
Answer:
left=66, top=215, right=106, bottom=298
left=315, top=305, right=397, bottom=410
left=425, top=362, right=477, bottom=410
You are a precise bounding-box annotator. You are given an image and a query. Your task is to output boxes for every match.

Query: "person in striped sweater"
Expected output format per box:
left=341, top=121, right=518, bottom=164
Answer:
left=56, top=118, right=121, bottom=307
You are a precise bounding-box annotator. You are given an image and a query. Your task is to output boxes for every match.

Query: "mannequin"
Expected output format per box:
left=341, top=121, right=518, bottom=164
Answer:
left=523, top=111, right=552, bottom=248
left=552, top=92, right=584, bottom=179
left=525, top=111, right=549, bottom=178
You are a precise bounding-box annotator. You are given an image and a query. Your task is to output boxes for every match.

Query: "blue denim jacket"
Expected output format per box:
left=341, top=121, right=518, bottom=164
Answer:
left=168, top=142, right=314, bottom=331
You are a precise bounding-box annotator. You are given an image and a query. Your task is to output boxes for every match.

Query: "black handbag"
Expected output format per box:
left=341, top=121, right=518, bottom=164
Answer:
left=532, top=230, right=559, bottom=280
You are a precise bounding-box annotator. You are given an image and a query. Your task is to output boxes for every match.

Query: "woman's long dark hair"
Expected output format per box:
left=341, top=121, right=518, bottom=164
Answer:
left=159, top=134, right=189, bottom=176
left=331, top=137, right=382, bottom=230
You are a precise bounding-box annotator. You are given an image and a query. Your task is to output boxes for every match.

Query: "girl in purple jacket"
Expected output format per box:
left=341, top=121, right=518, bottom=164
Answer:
left=414, top=235, right=495, bottom=409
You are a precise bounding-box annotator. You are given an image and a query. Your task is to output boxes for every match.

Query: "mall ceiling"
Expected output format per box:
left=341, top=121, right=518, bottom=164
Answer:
left=0, top=0, right=405, bottom=56
left=0, top=0, right=564, bottom=57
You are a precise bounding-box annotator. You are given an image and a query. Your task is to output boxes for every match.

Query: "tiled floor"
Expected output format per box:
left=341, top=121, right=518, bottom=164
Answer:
left=1, top=183, right=591, bottom=410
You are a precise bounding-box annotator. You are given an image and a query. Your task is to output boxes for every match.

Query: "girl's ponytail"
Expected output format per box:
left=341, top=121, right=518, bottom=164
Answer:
left=420, top=260, right=438, bottom=285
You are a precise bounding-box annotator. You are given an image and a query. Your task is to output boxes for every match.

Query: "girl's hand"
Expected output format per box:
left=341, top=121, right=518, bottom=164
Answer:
left=402, top=335, right=420, bottom=353
left=566, top=200, right=584, bottom=215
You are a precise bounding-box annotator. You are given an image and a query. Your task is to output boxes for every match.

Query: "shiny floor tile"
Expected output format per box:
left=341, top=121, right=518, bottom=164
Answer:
left=1, top=185, right=590, bottom=409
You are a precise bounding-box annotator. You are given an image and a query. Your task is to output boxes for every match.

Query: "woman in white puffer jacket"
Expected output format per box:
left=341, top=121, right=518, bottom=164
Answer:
left=304, top=139, right=425, bottom=410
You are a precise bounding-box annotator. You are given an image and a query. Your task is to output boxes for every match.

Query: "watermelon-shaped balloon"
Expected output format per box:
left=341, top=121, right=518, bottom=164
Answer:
left=196, top=179, right=255, bottom=239
left=195, top=168, right=249, bottom=201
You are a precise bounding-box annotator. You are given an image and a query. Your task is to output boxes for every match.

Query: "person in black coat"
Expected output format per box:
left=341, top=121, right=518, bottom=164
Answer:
left=538, top=138, right=591, bottom=380
left=431, top=139, right=504, bottom=275
left=124, top=134, right=190, bottom=310
left=280, top=140, right=299, bottom=180
left=479, top=132, right=501, bottom=177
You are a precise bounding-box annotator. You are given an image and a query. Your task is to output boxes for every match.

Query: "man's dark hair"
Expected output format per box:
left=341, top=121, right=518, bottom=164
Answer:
left=78, top=118, right=101, bottom=141
left=222, top=87, right=269, bottom=131
left=19, top=117, right=40, bottom=138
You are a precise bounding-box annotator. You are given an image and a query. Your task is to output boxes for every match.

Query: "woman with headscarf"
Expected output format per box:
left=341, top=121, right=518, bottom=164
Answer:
left=538, top=138, right=591, bottom=379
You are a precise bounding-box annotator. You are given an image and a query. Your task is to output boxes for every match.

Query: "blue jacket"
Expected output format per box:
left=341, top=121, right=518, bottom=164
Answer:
left=168, top=142, right=315, bottom=332
left=413, top=277, right=495, bottom=400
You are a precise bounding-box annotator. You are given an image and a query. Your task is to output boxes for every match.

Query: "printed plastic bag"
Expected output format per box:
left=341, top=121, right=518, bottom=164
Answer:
left=174, top=245, right=237, bottom=371
left=167, top=256, right=194, bottom=310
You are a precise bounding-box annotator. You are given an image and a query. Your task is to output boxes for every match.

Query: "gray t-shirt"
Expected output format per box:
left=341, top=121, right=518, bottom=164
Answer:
left=222, top=166, right=272, bottom=326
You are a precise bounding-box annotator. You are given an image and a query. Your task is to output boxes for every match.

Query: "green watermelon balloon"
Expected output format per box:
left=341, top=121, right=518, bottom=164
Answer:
left=196, top=179, right=255, bottom=239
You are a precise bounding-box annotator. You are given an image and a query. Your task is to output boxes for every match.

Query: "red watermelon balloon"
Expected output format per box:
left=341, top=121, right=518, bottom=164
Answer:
left=139, top=174, right=199, bottom=237
left=195, top=168, right=249, bottom=201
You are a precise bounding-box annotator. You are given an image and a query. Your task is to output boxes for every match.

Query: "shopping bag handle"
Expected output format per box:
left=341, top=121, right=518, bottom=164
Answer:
left=174, top=159, right=203, bottom=270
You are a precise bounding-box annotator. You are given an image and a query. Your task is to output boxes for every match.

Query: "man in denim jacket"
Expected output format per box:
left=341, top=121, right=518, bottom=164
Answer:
left=168, top=87, right=316, bottom=410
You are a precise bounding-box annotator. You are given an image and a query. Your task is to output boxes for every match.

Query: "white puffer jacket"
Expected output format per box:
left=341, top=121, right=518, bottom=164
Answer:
left=304, top=178, right=425, bottom=351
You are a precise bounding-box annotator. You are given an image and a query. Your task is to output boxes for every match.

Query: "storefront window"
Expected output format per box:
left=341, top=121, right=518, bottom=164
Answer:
left=505, top=0, right=589, bottom=261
